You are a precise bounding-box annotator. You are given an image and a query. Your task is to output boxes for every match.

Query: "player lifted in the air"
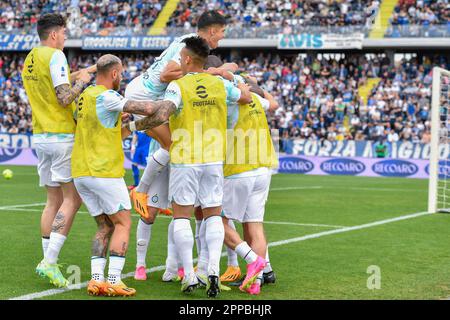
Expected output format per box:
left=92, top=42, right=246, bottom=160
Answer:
left=124, top=36, right=251, bottom=297
left=125, top=10, right=236, bottom=282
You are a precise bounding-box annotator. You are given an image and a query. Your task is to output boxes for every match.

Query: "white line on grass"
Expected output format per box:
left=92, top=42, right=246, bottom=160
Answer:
left=0, top=202, right=46, bottom=210
left=9, top=210, right=430, bottom=300
left=0, top=206, right=346, bottom=229
left=271, top=186, right=323, bottom=191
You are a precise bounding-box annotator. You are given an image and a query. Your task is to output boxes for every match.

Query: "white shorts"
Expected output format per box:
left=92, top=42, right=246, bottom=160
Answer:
left=125, top=75, right=161, bottom=121
left=222, top=172, right=271, bottom=223
left=169, top=164, right=223, bottom=209
left=35, top=142, right=73, bottom=187
left=74, top=177, right=132, bottom=217
left=147, top=166, right=169, bottom=209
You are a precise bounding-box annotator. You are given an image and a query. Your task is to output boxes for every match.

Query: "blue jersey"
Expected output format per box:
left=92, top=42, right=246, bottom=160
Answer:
left=132, top=132, right=151, bottom=166
left=136, top=131, right=151, bottom=151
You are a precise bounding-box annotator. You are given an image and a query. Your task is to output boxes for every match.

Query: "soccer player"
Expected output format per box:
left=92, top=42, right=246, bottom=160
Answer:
left=221, top=74, right=279, bottom=295
left=124, top=36, right=251, bottom=297
left=21, top=13, right=95, bottom=288
left=126, top=10, right=237, bottom=219
left=129, top=131, right=152, bottom=189
left=71, top=54, right=174, bottom=297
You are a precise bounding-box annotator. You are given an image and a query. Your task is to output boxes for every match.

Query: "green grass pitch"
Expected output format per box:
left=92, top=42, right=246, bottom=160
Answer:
left=1, top=164, right=450, bottom=300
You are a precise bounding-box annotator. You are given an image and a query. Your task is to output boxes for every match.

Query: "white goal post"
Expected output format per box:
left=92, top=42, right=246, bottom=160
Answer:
left=428, top=67, right=450, bottom=213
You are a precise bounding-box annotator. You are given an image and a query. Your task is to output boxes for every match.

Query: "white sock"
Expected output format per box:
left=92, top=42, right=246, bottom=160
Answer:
left=173, top=218, right=194, bottom=275
left=136, top=148, right=170, bottom=193
left=235, top=242, right=258, bottom=264
left=256, top=270, right=264, bottom=285
left=165, top=219, right=178, bottom=273
left=197, top=219, right=209, bottom=278
left=91, top=256, right=107, bottom=282
left=194, top=219, right=202, bottom=257
left=264, top=247, right=272, bottom=273
left=136, top=218, right=152, bottom=268
left=108, top=255, right=126, bottom=284
left=42, top=237, right=50, bottom=257
left=45, top=232, right=66, bottom=264
left=226, top=220, right=239, bottom=267
left=205, top=216, right=225, bottom=277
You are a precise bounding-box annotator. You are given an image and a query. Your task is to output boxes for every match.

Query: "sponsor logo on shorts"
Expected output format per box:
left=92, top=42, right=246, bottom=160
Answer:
left=320, top=158, right=365, bottom=175
left=372, top=159, right=418, bottom=177
left=279, top=157, right=314, bottom=174
left=152, top=194, right=159, bottom=203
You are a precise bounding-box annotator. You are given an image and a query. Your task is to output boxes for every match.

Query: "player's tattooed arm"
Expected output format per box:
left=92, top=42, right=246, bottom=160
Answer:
left=55, top=81, right=85, bottom=107
left=122, top=100, right=176, bottom=136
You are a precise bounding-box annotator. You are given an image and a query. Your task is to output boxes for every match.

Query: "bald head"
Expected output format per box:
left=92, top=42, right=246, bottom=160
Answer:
left=97, top=54, right=122, bottom=75
left=96, top=54, right=123, bottom=91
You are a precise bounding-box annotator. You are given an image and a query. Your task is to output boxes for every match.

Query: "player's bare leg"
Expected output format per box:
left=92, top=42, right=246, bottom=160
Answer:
left=37, top=181, right=82, bottom=288
left=220, top=219, right=241, bottom=283
left=134, top=206, right=158, bottom=281
left=88, top=214, right=114, bottom=296
left=222, top=217, right=266, bottom=294
left=103, top=209, right=136, bottom=297
left=243, top=222, right=268, bottom=294
left=40, top=186, right=63, bottom=256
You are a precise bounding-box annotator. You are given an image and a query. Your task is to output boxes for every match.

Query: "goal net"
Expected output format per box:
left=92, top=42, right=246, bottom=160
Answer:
left=428, top=67, right=450, bottom=213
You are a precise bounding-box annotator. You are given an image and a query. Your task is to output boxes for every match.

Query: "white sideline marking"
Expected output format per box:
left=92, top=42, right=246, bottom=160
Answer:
left=0, top=202, right=46, bottom=210
left=271, top=186, right=322, bottom=191
left=9, top=210, right=430, bottom=300
left=268, top=211, right=429, bottom=247
left=346, top=187, right=426, bottom=192
left=0, top=206, right=345, bottom=229
left=263, top=221, right=346, bottom=228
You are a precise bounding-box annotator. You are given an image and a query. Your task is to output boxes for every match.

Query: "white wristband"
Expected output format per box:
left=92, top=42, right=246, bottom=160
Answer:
left=129, top=121, right=137, bottom=132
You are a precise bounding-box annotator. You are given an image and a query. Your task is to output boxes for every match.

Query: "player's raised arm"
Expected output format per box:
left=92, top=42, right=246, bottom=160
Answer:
left=263, top=90, right=279, bottom=112
left=70, top=64, right=97, bottom=83
left=55, top=70, right=92, bottom=107
left=236, top=82, right=252, bottom=104
left=160, top=60, right=183, bottom=83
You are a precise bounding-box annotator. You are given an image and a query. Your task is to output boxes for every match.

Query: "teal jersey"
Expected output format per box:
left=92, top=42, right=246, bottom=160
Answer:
left=141, top=33, right=197, bottom=98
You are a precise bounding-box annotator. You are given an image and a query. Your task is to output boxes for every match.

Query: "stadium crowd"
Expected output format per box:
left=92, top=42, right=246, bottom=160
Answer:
left=1, top=51, right=447, bottom=148
left=2, top=0, right=448, bottom=37
left=0, top=0, right=165, bottom=36
left=168, top=0, right=380, bottom=32
left=386, top=0, right=450, bottom=37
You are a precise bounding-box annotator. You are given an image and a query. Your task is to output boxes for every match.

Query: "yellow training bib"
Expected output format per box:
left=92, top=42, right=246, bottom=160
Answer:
left=224, top=93, right=278, bottom=177
left=22, top=46, right=76, bottom=134
left=169, top=73, right=227, bottom=164
left=71, top=85, right=124, bottom=178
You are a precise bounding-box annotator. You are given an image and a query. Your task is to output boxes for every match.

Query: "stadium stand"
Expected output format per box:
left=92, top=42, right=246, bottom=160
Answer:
left=1, top=50, right=447, bottom=147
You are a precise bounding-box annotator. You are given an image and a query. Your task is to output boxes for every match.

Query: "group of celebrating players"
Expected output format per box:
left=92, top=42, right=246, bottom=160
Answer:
left=21, top=10, right=279, bottom=298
